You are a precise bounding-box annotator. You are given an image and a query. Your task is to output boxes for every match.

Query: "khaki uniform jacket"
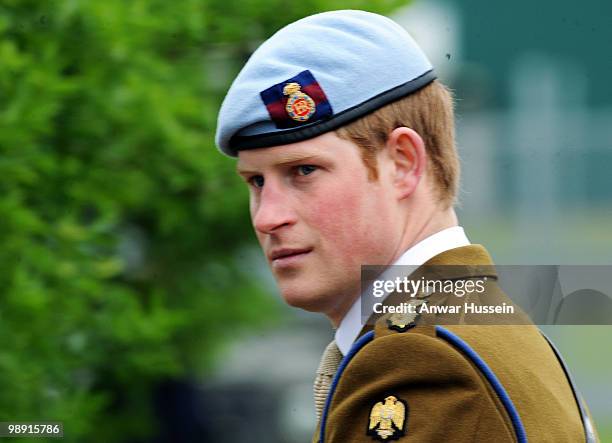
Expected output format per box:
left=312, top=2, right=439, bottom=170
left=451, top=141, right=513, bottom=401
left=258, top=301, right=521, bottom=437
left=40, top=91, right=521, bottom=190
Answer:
left=313, top=245, right=598, bottom=442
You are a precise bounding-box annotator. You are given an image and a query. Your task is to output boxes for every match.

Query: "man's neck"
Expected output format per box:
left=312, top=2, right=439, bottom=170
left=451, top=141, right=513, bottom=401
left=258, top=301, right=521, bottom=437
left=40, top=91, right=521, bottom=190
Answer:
left=392, top=206, right=459, bottom=265
left=327, top=207, right=459, bottom=327
left=333, top=223, right=470, bottom=354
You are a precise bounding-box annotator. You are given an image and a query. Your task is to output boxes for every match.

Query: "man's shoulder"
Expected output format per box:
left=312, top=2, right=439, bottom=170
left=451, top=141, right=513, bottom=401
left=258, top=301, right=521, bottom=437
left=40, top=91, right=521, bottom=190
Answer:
left=319, top=323, right=585, bottom=442
left=361, top=320, right=549, bottom=376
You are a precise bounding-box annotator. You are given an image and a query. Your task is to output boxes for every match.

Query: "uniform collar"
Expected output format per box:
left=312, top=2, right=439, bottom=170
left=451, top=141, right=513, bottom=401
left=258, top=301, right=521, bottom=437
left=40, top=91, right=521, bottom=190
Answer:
left=334, top=226, right=470, bottom=356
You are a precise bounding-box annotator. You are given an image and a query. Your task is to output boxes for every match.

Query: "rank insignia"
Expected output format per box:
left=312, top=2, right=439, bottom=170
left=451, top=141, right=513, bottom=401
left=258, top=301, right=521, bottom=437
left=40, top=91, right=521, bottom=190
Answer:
left=367, top=395, right=408, bottom=441
left=387, top=313, right=417, bottom=333
left=386, top=300, right=425, bottom=332
left=260, top=70, right=333, bottom=129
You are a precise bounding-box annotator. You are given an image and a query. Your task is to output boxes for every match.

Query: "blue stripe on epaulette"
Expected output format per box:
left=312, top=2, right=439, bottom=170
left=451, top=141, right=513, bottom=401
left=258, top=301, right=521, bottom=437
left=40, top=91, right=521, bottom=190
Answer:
left=319, top=330, right=375, bottom=443
left=436, top=326, right=528, bottom=443
left=540, top=332, right=596, bottom=443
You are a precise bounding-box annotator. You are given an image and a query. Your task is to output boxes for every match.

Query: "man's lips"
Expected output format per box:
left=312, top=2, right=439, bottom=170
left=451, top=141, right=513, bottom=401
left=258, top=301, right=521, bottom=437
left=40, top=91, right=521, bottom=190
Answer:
left=268, top=247, right=313, bottom=267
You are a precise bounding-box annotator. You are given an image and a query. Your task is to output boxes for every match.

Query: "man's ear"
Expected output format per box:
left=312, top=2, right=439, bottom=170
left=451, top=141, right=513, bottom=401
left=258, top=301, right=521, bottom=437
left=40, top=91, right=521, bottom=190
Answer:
left=386, top=127, right=426, bottom=200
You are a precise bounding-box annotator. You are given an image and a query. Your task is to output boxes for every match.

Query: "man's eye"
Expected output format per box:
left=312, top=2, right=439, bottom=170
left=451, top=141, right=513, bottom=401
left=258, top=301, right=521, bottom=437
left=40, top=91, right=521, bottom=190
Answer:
left=296, top=165, right=317, bottom=176
left=249, top=175, right=264, bottom=188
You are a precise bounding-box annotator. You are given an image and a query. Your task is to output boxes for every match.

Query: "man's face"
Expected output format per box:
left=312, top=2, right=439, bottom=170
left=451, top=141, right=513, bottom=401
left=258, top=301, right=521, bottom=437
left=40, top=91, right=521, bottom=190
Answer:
left=237, top=132, right=403, bottom=319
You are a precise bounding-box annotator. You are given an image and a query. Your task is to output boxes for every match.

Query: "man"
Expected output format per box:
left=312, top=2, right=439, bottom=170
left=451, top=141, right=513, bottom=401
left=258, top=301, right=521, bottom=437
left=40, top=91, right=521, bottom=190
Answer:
left=215, top=10, right=598, bottom=442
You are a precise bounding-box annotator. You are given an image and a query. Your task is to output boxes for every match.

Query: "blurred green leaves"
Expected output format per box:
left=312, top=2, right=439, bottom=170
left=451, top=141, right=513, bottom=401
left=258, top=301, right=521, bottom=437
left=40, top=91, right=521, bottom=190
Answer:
left=0, top=0, right=405, bottom=441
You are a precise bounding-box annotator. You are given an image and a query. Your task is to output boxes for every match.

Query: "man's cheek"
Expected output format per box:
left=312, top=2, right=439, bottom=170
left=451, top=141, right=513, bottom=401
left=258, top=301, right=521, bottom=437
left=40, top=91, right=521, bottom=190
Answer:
left=313, top=216, right=370, bottom=266
left=315, top=185, right=363, bottom=220
left=312, top=194, right=362, bottom=242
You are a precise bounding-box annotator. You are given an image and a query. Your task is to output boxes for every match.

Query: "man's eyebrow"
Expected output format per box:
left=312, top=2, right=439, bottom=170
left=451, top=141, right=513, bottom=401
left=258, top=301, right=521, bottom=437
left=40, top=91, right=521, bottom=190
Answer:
left=236, top=154, right=327, bottom=175
left=236, top=165, right=256, bottom=176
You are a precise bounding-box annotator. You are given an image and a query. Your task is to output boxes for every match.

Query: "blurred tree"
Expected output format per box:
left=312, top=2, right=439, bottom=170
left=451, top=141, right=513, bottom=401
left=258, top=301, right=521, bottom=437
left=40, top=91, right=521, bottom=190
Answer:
left=0, top=0, right=406, bottom=441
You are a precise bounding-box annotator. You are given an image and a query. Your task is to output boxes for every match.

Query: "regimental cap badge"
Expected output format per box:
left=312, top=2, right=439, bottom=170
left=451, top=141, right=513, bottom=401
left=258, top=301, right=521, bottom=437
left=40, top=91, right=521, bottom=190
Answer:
left=259, top=70, right=332, bottom=129
left=283, top=82, right=316, bottom=122
left=367, top=395, right=408, bottom=441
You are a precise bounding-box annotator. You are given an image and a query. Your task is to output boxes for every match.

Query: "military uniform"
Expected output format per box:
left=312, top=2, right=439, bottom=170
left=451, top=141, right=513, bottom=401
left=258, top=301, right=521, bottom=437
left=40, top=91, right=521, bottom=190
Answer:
left=313, top=245, right=598, bottom=442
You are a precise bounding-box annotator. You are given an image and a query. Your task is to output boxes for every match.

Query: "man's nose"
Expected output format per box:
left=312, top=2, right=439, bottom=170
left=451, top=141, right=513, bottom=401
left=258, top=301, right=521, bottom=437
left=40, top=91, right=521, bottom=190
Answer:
left=252, top=185, right=297, bottom=234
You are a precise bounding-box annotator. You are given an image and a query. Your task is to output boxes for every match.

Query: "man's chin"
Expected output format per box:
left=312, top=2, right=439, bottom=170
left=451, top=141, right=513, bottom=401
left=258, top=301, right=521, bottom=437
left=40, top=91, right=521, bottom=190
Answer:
left=279, top=287, right=330, bottom=313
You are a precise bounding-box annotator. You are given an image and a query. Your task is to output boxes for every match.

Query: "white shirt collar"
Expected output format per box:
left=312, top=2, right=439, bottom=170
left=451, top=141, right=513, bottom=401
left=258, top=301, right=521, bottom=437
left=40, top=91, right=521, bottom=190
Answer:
left=334, top=226, right=470, bottom=355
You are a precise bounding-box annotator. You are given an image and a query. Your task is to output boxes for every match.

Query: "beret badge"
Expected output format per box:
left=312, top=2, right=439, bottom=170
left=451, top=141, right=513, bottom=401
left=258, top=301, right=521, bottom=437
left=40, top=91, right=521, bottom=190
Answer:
left=259, top=70, right=333, bottom=129
left=283, top=82, right=316, bottom=122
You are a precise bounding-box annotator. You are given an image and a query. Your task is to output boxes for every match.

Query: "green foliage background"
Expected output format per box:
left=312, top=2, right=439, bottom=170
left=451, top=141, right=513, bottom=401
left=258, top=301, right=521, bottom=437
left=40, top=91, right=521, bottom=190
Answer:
left=0, top=1, right=405, bottom=441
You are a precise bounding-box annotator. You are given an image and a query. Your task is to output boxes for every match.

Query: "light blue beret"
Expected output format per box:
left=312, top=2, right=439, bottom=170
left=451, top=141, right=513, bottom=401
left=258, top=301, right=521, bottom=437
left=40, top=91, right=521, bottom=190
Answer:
left=215, top=9, right=435, bottom=157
